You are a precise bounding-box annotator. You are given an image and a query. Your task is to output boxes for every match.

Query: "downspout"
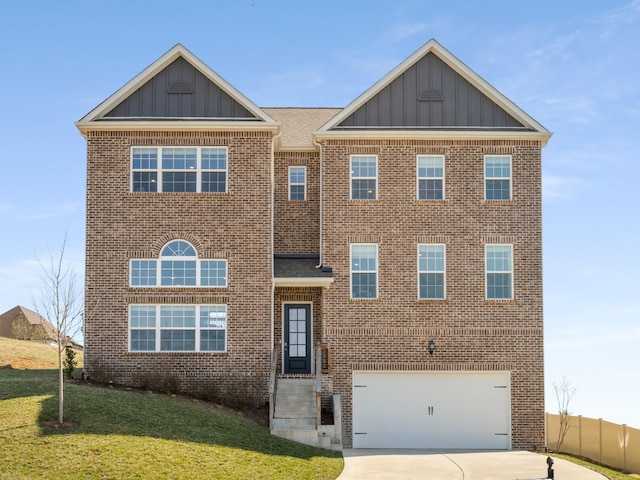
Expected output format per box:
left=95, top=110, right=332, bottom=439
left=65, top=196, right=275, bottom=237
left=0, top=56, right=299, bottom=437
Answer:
left=270, top=127, right=282, bottom=354
left=312, top=136, right=323, bottom=268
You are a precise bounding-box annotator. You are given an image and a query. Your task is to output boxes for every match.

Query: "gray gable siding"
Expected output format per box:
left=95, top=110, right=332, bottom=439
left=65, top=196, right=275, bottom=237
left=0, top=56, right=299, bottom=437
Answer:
left=338, top=52, right=525, bottom=129
left=105, top=57, right=256, bottom=119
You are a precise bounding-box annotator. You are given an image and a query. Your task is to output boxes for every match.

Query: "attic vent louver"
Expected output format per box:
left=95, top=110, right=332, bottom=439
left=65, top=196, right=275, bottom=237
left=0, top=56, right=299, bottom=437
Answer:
left=167, top=81, right=193, bottom=94
left=418, top=89, right=443, bottom=102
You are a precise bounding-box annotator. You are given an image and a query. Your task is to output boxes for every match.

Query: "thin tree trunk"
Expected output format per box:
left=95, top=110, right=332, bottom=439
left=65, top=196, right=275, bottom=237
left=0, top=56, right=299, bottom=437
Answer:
left=58, top=344, right=64, bottom=424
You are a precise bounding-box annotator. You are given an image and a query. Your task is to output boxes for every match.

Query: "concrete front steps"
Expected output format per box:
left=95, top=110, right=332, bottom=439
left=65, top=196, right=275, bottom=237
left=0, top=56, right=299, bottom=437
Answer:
left=270, top=378, right=341, bottom=451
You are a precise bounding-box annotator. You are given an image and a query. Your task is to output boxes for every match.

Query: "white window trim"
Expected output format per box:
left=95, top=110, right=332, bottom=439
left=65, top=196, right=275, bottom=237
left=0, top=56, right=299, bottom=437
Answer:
left=416, top=155, right=445, bottom=201
left=128, top=304, right=227, bottom=353
left=485, top=244, right=514, bottom=300
left=129, top=240, right=227, bottom=288
left=484, top=155, right=512, bottom=201
left=350, top=243, right=378, bottom=300
left=350, top=155, right=378, bottom=200
left=131, top=146, right=228, bottom=193
left=129, top=258, right=228, bottom=288
left=288, top=166, right=307, bottom=201
left=417, top=243, right=446, bottom=300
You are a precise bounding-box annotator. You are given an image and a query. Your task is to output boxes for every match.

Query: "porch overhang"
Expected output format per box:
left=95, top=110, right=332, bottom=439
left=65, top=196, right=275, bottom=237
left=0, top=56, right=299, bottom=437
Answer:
left=273, top=254, right=334, bottom=288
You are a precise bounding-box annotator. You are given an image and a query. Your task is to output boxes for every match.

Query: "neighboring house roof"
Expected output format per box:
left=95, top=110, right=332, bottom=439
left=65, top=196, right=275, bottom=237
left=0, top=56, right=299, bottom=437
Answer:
left=274, top=255, right=334, bottom=287
left=76, top=43, right=278, bottom=136
left=316, top=38, right=551, bottom=144
left=0, top=305, right=56, bottom=340
left=262, top=108, right=341, bottom=151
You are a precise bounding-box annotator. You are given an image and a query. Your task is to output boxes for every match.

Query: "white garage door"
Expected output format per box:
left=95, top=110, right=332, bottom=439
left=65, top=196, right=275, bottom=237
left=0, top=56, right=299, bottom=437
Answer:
left=352, top=371, right=511, bottom=449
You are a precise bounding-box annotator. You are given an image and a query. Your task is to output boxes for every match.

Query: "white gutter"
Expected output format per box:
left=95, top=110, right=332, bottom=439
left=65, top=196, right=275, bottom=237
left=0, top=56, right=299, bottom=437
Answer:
left=270, top=127, right=282, bottom=355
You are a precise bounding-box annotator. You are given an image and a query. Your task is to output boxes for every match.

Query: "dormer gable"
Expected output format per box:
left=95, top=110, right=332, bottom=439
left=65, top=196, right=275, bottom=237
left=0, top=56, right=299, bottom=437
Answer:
left=317, top=39, right=550, bottom=144
left=76, top=44, right=277, bottom=136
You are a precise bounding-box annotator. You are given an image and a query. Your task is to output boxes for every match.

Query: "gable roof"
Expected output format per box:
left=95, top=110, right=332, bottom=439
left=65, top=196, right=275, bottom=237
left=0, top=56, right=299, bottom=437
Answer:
left=317, top=39, right=551, bottom=144
left=0, top=305, right=56, bottom=340
left=76, top=44, right=277, bottom=136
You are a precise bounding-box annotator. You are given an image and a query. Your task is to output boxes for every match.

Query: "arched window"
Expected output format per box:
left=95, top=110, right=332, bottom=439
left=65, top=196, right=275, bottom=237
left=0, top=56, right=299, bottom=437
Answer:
left=130, top=240, right=227, bottom=287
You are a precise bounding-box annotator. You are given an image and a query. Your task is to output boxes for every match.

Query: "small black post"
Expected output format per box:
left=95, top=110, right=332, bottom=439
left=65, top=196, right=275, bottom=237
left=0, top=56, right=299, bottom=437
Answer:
left=546, top=456, right=554, bottom=479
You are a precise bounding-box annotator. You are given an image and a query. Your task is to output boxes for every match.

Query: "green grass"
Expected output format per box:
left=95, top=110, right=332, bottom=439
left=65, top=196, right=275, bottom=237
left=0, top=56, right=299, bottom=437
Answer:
left=0, top=369, right=343, bottom=479
left=552, top=453, right=639, bottom=480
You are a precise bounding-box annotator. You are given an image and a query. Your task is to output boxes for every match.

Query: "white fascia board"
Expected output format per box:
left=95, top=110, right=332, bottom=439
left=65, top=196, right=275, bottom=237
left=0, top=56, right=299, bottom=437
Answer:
left=273, top=277, right=334, bottom=288
left=314, top=129, right=552, bottom=146
left=78, top=44, right=275, bottom=124
left=319, top=39, right=550, bottom=135
left=75, top=120, right=281, bottom=138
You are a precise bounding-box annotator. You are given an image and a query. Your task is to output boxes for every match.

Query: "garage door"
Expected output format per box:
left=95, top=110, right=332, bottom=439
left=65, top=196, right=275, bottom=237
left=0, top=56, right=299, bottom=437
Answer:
left=352, top=371, right=511, bottom=449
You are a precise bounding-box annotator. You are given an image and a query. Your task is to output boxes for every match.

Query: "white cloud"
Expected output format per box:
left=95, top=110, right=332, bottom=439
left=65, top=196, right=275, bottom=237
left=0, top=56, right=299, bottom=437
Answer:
left=590, top=0, right=640, bottom=39
left=387, top=22, right=430, bottom=42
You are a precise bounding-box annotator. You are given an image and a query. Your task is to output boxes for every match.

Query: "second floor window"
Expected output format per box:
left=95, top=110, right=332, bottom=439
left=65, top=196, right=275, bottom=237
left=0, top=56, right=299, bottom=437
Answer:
left=131, top=147, right=227, bottom=193
left=289, top=166, right=306, bottom=201
left=130, top=240, right=227, bottom=288
left=418, top=244, right=446, bottom=299
left=486, top=244, right=513, bottom=300
left=417, top=155, right=444, bottom=200
left=485, top=155, right=511, bottom=201
left=350, top=155, right=377, bottom=200
left=351, top=243, right=378, bottom=299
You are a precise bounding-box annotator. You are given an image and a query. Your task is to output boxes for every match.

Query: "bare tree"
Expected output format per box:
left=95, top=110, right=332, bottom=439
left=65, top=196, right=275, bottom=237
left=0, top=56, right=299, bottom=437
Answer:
left=31, top=234, right=83, bottom=424
left=553, top=375, right=577, bottom=452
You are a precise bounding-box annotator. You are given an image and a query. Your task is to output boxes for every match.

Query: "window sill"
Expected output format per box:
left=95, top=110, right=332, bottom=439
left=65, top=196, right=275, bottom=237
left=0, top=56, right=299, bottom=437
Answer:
left=484, top=299, right=516, bottom=305
left=415, top=199, right=447, bottom=204
left=482, top=200, right=514, bottom=205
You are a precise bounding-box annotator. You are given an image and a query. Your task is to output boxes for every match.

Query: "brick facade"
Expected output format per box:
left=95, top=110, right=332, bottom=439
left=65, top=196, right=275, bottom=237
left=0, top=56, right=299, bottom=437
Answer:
left=79, top=40, right=549, bottom=451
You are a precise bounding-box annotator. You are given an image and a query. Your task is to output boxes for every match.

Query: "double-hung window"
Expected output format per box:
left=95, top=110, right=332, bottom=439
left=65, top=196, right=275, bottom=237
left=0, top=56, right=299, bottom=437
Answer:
left=417, top=155, right=444, bottom=200
left=130, top=240, right=227, bottom=288
left=129, top=304, right=227, bottom=352
left=485, top=155, right=511, bottom=200
left=289, top=166, right=306, bottom=201
left=350, top=244, right=378, bottom=299
left=131, top=147, right=227, bottom=193
left=350, top=155, right=377, bottom=200
left=418, top=244, right=446, bottom=299
left=485, top=244, right=513, bottom=300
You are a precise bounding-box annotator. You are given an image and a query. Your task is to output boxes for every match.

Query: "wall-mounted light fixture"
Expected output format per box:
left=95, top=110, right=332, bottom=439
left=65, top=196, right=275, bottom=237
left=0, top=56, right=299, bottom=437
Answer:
left=428, top=339, right=436, bottom=355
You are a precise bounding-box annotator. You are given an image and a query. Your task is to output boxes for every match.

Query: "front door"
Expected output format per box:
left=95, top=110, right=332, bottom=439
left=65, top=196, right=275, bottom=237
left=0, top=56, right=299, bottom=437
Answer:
left=284, top=304, right=311, bottom=374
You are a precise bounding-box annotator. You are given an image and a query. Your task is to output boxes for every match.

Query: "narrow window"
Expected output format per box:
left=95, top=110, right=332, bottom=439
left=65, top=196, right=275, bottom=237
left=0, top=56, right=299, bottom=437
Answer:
left=130, top=260, right=157, bottom=286
left=485, top=155, right=512, bottom=201
left=486, top=244, right=513, bottom=300
left=417, top=155, right=444, bottom=200
left=418, top=244, right=446, bottom=299
left=131, top=148, right=158, bottom=192
left=350, top=244, right=378, bottom=299
left=201, top=147, right=227, bottom=193
left=289, top=166, right=306, bottom=201
left=130, top=305, right=157, bottom=351
left=350, top=155, right=377, bottom=200
left=199, top=305, right=227, bottom=352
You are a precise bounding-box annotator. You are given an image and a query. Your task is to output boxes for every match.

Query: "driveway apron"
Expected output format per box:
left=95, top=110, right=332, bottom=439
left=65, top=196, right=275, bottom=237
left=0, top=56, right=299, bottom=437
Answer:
left=337, top=449, right=607, bottom=480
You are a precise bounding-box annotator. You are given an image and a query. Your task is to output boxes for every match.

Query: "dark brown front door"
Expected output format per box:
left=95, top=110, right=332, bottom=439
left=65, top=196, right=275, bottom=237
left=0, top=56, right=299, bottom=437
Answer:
left=284, top=304, right=311, bottom=374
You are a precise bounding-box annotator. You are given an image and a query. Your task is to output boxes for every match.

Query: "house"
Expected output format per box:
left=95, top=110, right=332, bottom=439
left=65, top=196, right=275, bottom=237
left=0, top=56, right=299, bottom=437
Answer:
left=76, top=39, right=551, bottom=450
left=0, top=305, right=57, bottom=343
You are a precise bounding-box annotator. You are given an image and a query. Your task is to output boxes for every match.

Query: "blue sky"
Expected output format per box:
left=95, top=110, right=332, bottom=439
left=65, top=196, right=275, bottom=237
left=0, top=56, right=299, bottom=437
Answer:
left=1, top=1, right=639, bottom=429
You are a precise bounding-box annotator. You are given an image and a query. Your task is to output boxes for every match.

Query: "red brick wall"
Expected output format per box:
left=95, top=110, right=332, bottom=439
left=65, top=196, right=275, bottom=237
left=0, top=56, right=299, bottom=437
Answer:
left=318, top=139, right=544, bottom=449
left=274, top=152, right=320, bottom=254
left=84, top=130, right=274, bottom=398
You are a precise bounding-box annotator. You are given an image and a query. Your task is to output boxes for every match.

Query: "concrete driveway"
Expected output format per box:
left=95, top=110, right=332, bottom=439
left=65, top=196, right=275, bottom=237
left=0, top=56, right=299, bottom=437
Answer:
left=337, top=449, right=607, bottom=479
